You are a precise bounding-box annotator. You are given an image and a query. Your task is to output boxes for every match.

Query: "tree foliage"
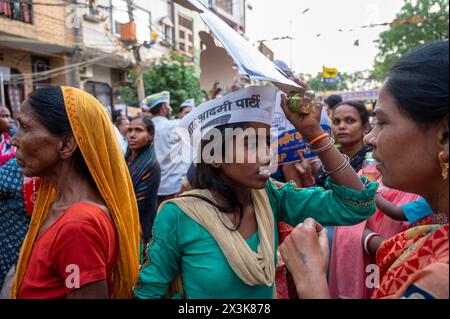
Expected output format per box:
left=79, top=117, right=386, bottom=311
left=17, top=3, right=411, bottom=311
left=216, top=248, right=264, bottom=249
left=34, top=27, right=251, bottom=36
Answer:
left=307, top=70, right=382, bottom=93
left=307, top=73, right=348, bottom=92
left=120, top=54, right=203, bottom=112
left=372, top=0, right=449, bottom=80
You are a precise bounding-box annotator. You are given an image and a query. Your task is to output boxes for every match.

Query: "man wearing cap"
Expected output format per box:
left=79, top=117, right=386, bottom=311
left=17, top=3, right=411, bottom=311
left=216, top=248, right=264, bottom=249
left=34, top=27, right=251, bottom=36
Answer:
left=141, top=91, right=190, bottom=205
left=178, top=99, right=195, bottom=119
left=141, top=104, right=153, bottom=118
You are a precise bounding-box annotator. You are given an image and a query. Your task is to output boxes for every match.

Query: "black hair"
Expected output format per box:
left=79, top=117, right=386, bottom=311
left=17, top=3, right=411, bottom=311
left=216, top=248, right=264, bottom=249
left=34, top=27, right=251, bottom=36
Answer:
left=112, top=109, right=124, bottom=124
left=27, top=87, right=93, bottom=182
left=385, top=41, right=449, bottom=127
left=117, top=117, right=128, bottom=126
left=131, top=116, right=155, bottom=135
left=189, top=123, right=253, bottom=231
left=28, top=87, right=71, bottom=136
left=150, top=103, right=165, bottom=116
left=325, top=95, right=343, bottom=109
left=334, top=100, right=370, bottom=127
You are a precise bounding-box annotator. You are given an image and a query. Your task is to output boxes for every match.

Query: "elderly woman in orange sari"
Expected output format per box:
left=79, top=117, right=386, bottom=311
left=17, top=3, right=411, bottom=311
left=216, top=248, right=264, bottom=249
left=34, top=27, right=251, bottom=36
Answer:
left=280, top=41, right=449, bottom=299
left=9, top=87, right=140, bottom=299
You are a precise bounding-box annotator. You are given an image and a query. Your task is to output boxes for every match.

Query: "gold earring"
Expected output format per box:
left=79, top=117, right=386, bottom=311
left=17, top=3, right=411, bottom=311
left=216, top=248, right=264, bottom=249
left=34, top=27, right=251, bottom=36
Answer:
left=439, top=152, right=448, bottom=181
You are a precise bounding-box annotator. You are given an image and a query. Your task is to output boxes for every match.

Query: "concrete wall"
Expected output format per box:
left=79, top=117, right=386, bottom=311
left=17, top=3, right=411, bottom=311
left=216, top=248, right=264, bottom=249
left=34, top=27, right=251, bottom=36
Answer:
left=0, top=48, right=73, bottom=97
left=211, top=0, right=245, bottom=31
left=0, top=0, right=75, bottom=48
left=134, top=0, right=173, bottom=61
left=91, top=65, right=113, bottom=87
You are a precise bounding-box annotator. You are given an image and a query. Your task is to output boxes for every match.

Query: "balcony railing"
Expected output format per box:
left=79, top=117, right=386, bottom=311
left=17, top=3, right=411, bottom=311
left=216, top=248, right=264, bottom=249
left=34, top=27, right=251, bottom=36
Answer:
left=0, top=0, right=33, bottom=24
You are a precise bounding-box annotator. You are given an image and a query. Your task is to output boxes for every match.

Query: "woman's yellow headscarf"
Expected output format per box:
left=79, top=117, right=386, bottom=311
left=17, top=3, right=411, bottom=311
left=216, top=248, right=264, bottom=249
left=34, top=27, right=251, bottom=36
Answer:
left=11, top=87, right=140, bottom=299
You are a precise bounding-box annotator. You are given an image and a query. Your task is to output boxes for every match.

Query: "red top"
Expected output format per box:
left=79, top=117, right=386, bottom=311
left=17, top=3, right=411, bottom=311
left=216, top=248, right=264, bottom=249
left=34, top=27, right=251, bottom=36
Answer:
left=18, top=203, right=118, bottom=299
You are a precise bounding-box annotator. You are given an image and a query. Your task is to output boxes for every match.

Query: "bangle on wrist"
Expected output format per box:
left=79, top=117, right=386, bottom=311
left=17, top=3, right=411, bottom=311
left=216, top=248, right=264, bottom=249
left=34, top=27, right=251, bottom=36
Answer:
left=312, top=137, right=335, bottom=153
left=302, top=127, right=325, bottom=142
left=323, top=154, right=350, bottom=175
left=363, top=232, right=380, bottom=256
left=307, top=133, right=329, bottom=147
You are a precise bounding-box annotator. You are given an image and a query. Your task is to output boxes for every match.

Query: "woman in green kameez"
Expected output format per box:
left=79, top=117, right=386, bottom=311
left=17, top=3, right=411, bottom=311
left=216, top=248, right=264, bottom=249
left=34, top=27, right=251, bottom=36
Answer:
left=134, top=86, right=377, bottom=299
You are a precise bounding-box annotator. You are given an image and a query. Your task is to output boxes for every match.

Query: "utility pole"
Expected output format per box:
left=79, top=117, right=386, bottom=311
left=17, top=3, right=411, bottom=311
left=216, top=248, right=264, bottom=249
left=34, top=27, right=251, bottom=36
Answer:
left=289, top=19, right=293, bottom=70
left=69, top=0, right=82, bottom=88
left=0, top=73, right=5, bottom=108
left=126, top=0, right=146, bottom=105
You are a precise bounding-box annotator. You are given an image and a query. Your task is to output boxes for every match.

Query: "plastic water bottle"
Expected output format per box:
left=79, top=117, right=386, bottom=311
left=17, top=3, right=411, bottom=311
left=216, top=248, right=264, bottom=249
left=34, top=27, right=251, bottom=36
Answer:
left=362, top=152, right=380, bottom=182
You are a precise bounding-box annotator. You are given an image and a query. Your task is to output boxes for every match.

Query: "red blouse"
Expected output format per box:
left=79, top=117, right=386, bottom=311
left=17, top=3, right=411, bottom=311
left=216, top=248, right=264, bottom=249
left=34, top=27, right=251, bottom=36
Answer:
left=18, top=203, right=118, bottom=299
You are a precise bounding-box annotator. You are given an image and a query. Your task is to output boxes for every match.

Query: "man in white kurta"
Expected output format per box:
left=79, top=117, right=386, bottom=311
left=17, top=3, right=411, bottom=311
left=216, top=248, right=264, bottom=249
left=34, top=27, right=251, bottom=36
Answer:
left=142, top=92, right=190, bottom=205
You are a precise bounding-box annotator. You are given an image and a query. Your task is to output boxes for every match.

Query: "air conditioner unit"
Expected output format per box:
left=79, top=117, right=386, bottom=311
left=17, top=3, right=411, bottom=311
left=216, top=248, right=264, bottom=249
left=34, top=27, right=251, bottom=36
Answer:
left=79, top=65, right=94, bottom=79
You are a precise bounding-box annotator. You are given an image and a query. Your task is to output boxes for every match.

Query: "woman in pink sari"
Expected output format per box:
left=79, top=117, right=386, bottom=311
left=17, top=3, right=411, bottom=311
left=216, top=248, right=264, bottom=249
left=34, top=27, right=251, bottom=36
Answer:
left=328, top=169, right=419, bottom=299
left=0, top=106, right=16, bottom=168
left=280, top=41, right=449, bottom=299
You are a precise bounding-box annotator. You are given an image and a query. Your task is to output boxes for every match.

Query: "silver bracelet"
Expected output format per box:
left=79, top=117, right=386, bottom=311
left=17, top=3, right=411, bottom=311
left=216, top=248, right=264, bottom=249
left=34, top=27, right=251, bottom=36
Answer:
left=323, top=154, right=351, bottom=175
left=364, top=232, right=380, bottom=256
left=312, top=137, right=335, bottom=153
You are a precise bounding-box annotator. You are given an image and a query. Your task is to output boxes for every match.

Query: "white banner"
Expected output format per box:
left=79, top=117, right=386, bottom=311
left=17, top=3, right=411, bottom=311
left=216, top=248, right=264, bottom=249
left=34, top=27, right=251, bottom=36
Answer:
left=180, top=86, right=281, bottom=139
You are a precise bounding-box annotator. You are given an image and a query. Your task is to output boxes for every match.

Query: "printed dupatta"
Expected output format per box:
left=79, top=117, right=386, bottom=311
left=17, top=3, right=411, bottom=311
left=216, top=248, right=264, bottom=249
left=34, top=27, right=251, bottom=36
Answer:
left=373, top=222, right=449, bottom=299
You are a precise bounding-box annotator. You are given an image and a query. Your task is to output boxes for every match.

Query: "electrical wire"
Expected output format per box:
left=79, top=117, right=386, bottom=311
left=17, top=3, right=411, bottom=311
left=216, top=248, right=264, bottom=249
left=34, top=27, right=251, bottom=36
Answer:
left=1, top=0, right=208, bottom=82
left=9, top=54, right=111, bottom=81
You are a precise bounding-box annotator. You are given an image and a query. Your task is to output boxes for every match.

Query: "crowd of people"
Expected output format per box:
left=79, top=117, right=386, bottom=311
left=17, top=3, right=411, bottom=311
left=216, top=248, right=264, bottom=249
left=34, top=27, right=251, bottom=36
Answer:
left=0, top=41, right=448, bottom=300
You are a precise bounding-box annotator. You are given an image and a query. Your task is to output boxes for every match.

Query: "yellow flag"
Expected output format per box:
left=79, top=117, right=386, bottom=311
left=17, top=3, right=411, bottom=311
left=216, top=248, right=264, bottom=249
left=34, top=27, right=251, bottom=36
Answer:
left=322, top=66, right=339, bottom=79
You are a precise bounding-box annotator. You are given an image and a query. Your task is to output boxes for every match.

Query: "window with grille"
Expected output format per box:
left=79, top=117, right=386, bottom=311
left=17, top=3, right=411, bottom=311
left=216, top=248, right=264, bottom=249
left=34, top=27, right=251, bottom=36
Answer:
left=0, top=0, right=33, bottom=24
left=31, top=56, right=51, bottom=90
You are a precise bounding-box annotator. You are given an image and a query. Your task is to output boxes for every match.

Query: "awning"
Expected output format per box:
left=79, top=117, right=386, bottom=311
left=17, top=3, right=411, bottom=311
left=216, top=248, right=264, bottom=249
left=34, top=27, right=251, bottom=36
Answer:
left=0, top=33, right=75, bottom=55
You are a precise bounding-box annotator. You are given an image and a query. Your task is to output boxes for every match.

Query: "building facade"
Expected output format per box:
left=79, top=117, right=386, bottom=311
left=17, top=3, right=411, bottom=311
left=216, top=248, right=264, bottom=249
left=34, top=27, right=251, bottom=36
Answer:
left=1, top=0, right=251, bottom=114
left=0, top=0, right=76, bottom=116
left=209, top=0, right=246, bottom=34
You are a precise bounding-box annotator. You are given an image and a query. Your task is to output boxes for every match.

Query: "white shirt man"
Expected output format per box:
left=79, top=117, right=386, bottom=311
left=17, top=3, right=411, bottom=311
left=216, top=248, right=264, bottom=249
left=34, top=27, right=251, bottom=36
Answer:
left=142, top=92, right=190, bottom=201
left=114, top=123, right=128, bottom=155
left=112, top=111, right=129, bottom=155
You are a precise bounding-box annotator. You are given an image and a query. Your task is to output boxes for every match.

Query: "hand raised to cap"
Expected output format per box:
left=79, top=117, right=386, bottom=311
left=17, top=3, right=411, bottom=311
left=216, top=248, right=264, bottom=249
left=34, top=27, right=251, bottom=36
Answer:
left=280, top=94, right=324, bottom=142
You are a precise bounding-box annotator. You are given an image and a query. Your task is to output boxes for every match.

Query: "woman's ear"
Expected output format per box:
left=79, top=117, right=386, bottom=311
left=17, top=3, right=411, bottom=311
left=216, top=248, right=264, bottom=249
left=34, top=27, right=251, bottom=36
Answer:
left=58, top=134, right=78, bottom=160
left=437, top=115, right=449, bottom=161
